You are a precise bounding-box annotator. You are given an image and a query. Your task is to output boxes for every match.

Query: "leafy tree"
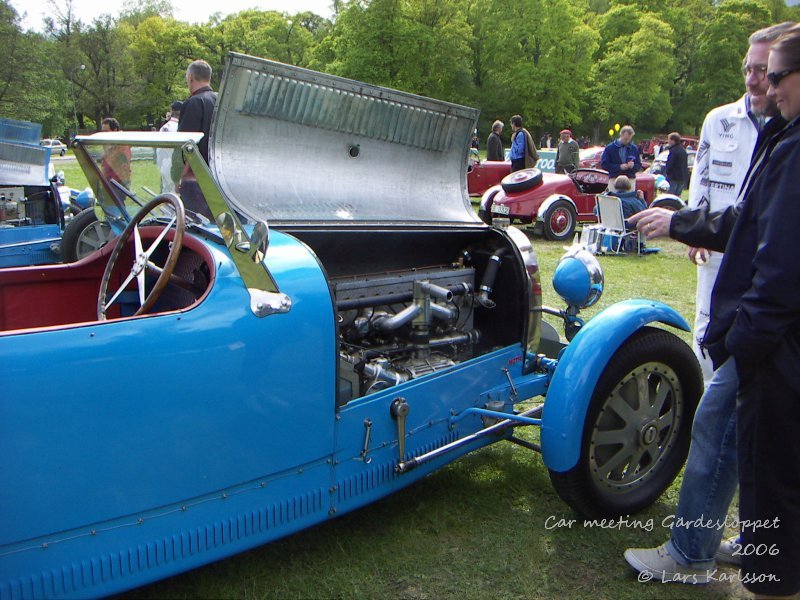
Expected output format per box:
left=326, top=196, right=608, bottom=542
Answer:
left=590, top=10, right=676, bottom=136
left=0, top=1, right=67, bottom=131
left=677, top=0, right=770, bottom=132
left=126, top=16, right=202, bottom=127
left=321, top=0, right=473, bottom=103
left=480, top=0, right=599, bottom=136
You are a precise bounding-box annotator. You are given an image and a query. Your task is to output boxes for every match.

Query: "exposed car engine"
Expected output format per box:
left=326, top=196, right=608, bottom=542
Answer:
left=335, top=263, right=482, bottom=402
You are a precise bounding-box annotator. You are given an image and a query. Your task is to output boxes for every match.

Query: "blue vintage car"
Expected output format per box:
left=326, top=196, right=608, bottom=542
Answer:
left=0, top=119, right=112, bottom=267
left=0, top=54, right=701, bottom=598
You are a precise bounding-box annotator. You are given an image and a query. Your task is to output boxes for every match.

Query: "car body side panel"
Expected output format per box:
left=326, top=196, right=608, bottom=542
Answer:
left=0, top=230, right=335, bottom=549
left=331, top=346, right=531, bottom=514
left=540, top=299, right=690, bottom=473
left=0, top=224, right=61, bottom=267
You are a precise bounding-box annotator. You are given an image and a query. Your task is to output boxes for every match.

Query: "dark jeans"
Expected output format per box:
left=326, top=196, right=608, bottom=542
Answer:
left=510, top=158, right=525, bottom=172
left=737, top=359, right=800, bottom=595
left=668, top=180, right=685, bottom=196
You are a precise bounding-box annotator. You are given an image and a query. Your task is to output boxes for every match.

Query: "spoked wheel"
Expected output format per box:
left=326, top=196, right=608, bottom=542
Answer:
left=62, top=208, right=115, bottom=262
left=543, top=200, right=576, bottom=241
left=97, top=194, right=185, bottom=320
left=549, top=327, right=702, bottom=517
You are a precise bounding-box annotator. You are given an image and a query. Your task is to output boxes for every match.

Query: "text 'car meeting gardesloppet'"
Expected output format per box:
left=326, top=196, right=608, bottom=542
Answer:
left=0, top=54, right=702, bottom=598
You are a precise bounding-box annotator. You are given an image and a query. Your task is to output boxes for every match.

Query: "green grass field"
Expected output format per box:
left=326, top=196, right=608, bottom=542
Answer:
left=115, top=234, right=745, bottom=599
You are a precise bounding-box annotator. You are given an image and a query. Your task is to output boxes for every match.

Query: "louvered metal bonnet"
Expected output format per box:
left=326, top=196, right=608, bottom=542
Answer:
left=210, top=53, right=481, bottom=226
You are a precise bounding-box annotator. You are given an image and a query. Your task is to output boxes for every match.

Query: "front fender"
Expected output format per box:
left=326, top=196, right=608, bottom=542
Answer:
left=541, top=299, right=690, bottom=473
left=536, top=194, right=575, bottom=222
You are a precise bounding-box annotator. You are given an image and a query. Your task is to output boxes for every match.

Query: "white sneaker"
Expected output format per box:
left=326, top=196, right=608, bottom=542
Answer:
left=624, top=543, right=712, bottom=584
left=715, top=535, right=742, bottom=566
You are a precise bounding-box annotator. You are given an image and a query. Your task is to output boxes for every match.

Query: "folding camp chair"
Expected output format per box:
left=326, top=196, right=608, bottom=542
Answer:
left=595, top=194, right=640, bottom=255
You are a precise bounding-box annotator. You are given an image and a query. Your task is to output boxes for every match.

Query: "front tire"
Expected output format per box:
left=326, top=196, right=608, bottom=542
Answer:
left=61, top=208, right=115, bottom=262
left=542, top=200, right=577, bottom=241
left=478, top=189, right=498, bottom=225
left=549, top=327, right=702, bottom=517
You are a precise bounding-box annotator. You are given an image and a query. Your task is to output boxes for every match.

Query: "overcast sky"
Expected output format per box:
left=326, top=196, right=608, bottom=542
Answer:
left=15, top=0, right=334, bottom=31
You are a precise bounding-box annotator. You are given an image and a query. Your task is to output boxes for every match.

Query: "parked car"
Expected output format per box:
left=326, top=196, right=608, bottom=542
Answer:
left=478, top=167, right=684, bottom=241
left=578, top=145, right=605, bottom=169
left=648, top=148, right=697, bottom=177
left=0, top=119, right=114, bottom=267
left=40, top=138, right=68, bottom=156
left=0, top=54, right=702, bottom=598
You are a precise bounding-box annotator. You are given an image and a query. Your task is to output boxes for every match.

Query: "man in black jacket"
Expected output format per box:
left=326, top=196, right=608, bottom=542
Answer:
left=629, top=34, right=800, bottom=591
left=664, top=132, right=689, bottom=196
left=486, top=120, right=504, bottom=161
left=623, top=22, right=798, bottom=594
left=177, top=59, right=217, bottom=219
left=179, top=60, right=217, bottom=165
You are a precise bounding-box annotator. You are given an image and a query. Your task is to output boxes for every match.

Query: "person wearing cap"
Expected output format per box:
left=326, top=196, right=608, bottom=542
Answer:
left=555, top=129, right=579, bottom=174
left=157, top=101, right=182, bottom=192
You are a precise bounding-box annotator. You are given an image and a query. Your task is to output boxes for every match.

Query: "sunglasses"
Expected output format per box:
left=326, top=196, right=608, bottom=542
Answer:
left=767, top=67, right=800, bottom=87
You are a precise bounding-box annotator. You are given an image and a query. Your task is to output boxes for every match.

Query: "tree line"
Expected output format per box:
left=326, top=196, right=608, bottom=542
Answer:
left=3, top=0, right=798, bottom=141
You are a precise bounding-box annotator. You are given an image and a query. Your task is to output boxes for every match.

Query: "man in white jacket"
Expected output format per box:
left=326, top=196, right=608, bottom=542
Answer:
left=689, top=94, right=762, bottom=382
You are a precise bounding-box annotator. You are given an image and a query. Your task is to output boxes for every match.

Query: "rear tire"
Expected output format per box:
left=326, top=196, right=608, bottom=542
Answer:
left=542, top=200, right=576, bottom=241
left=62, top=208, right=115, bottom=262
left=548, top=326, right=702, bottom=517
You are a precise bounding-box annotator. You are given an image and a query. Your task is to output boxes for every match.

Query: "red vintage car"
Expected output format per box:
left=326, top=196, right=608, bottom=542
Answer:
left=476, top=167, right=684, bottom=241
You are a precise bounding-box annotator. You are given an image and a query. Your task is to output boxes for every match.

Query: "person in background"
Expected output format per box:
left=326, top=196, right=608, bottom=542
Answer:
left=486, top=120, right=505, bottom=161
left=177, top=60, right=217, bottom=218
left=99, top=117, right=131, bottom=188
left=157, top=101, right=182, bottom=193
left=509, top=115, right=538, bottom=172
left=600, top=125, right=642, bottom=181
left=471, top=129, right=479, bottom=150
left=178, top=60, right=217, bottom=165
left=664, top=132, right=689, bottom=196
left=608, top=175, right=646, bottom=222
left=623, top=22, right=796, bottom=590
left=555, top=129, right=580, bottom=173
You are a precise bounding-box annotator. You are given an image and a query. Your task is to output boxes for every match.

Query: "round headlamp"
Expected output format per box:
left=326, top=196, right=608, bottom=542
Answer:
left=552, top=247, right=604, bottom=309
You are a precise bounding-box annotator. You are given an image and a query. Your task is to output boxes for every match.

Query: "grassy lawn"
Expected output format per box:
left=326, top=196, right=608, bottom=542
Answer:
left=121, top=234, right=746, bottom=599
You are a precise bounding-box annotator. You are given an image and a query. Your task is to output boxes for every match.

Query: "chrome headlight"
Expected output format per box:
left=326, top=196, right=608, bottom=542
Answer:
left=552, top=246, right=604, bottom=309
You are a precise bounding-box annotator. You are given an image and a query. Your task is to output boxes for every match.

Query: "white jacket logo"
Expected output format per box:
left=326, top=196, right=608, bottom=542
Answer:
left=720, top=118, right=736, bottom=133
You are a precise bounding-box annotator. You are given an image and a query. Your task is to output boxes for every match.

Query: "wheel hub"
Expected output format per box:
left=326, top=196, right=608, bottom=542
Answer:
left=588, top=363, right=683, bottom=493
left=640, top=421, right=658, bottom=446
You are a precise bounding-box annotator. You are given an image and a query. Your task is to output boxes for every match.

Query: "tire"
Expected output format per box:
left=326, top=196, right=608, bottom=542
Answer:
left=650, top=196, right=683, bottom=211
left=542, top=200, right=577, bottom=241
left=478, top=190, right=499, bottom=225
left=60, top=148, right=66, bottom=156
left=61, top=208, right=115, bottom=262
left=501, top=168, right=543, bottom=193
left=548, top=326, right=702, bottom=517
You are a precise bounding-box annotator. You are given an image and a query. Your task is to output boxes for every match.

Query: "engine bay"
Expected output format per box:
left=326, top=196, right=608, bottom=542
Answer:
left=283, top=226, right=536, bottom=405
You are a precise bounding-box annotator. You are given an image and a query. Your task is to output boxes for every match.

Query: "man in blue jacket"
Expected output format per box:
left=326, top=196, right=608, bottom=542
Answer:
left=601, top=125, right=642, bottom=181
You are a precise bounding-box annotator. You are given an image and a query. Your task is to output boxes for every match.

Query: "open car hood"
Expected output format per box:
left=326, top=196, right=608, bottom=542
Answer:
left=0, top=119, right=49, bottom=186
left=211, top=53, right=482, bottom=226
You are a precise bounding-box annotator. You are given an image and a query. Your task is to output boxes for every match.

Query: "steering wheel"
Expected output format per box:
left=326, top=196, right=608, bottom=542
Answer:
left=97, top=193, right=186, bottom=320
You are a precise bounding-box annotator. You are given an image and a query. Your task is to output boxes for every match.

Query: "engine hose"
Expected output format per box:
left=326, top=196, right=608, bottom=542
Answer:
left=477, top=248, right=507, bottom=308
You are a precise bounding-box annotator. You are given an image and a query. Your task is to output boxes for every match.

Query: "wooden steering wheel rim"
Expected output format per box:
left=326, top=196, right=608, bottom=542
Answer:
left=97, top=194, right=186, bottom=320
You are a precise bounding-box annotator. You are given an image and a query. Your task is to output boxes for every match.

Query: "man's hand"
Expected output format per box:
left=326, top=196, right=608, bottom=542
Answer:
left=688, top=247, right=709, bottom=265
left=627, top=207, right=674, bottom=239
